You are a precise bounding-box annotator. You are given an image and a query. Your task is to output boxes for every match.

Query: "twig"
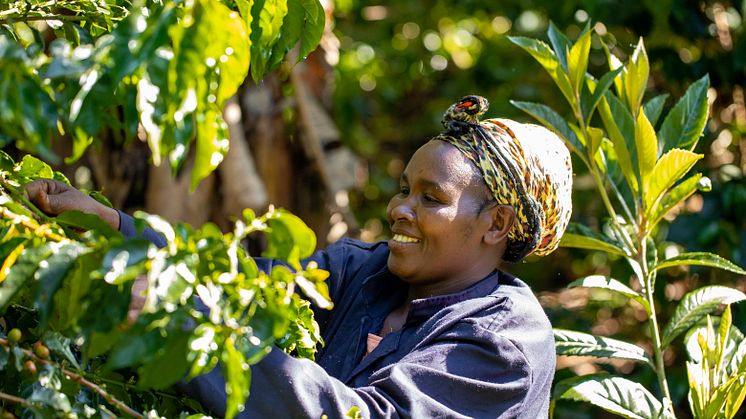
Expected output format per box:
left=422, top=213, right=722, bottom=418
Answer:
left=0, top=338, right=143, bottom=419
left=0, top=206, right=68, bottom=243
left=0, top=391, right=32, bottom=407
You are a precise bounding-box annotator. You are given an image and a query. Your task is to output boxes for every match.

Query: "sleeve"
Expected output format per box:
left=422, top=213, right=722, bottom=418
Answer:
left=179, top=320, right=548, bottom=419
left=117, top=210, right=168, bottom=249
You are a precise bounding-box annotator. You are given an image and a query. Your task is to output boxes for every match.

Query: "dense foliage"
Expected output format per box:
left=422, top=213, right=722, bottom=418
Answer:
left=0, top=0, right=328, bottom=417
left=512, top=24, right=746, bottom=418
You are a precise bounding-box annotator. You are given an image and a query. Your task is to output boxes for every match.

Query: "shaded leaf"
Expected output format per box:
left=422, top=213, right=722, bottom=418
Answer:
left=658, top=75, right=710, bottom=154
left=643, top=94, right=669, bottom=127
left=547, top=22, right=570, bottom=71
left=510, top=100, right=584, bottom=158
left=662, top=286, right=746, bottom=348
left=583, top=67, right=623, bottom=125
left=508, top=37, right=575, bottom=107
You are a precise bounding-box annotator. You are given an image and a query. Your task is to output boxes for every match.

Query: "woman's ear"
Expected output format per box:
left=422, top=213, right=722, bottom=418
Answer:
left=483, top=205, right=515, bottom=245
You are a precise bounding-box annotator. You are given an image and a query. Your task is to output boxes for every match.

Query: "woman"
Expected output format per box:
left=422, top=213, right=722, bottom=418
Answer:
left=26, top=96, right=572, bottom=418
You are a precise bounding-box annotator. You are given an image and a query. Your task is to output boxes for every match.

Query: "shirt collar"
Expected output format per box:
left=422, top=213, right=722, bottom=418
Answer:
left=406, top=271, right=500, bottom=324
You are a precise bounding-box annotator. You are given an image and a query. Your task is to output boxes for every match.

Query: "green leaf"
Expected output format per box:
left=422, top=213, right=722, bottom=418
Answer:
left=648, top=174, right=702, bottom=228
left=583, top=67, right=623, bottom=125
left=35, top=243, right=88, bottom=327
left=554, top=375, right=666, bottom=419
left=567, top=24, right=591, bottom=93
left=298, top=0, right=325, bottom=62
left=546, top=21, right=570, bottom=71
left=509, top=100, right=584, bottom=158
left=598, top=93, right=638, bottom=194
left=567, top=275, right=649, bottom=313
left=106, top=328, right=165, bottom=370
left=559, top=232, right=627, bottom=257
left=55, top=210, right=120, bottom=238
left=222, top=336, right=251, bottom=419
left=294, top=273, right=332, bottom=309
left=662, top=286, right=746, bottom=348
left=191, top=107, right=229, bottom=191
left=724, top=373, right=746, bottom=418
left=635, top=110, right=657, bottom=193
left=554, top=329, right=652, bottom=366
left=655, top=252, right=746, bottom=275
left=643, top=94, right=669, bottom=127
left=644, top=149, right=703, bottom=214
left=249, top=0, right=289, bottom=82
left=658, top=75, right=710, bottom=154
left=267, top=0, right=304, bottom=71
left=263, top=209, right=317, bottom=268
left=508, top=36, right=575, bottom=107
left=0, top=243, right=53, bottom=312
left=623, top=38, right=649, bottom=114
left=17, top=154, right=54, bottom=179
left=137, top=331, right=191, bottom=390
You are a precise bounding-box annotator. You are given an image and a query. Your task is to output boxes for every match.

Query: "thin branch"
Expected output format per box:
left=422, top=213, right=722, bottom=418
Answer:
left=0, top=338, right=143, bottom=419
left=0, top=391, right=32, bottom=407
left=0, top=206, right=69, bottom=243
left=0, top=14, right=88, bottom=24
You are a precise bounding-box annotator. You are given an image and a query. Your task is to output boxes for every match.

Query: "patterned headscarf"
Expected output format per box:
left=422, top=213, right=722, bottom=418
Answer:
left=433, top=95, right=573, bottom=262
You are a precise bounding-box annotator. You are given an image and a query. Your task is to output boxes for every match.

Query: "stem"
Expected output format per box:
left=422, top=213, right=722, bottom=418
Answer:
left=588, top=162, right=637, bottom=254
left=0, top=338, right=143, bottom=419
left=0, top=391, right=32, bottom=407
left=640, top=239, right=675, bottom=417
left=0, top=206, right=68, bottom=243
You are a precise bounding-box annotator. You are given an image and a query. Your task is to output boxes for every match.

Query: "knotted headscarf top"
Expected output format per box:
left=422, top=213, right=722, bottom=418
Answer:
left=433, top=95, right=573, bottom=262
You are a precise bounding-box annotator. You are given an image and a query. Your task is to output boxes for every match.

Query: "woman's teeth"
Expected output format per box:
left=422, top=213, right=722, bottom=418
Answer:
left=392, top=234, right=420, bottom=243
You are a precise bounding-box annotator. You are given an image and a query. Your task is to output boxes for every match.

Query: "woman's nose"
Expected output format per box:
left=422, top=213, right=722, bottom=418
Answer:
left=388, top=197, right=415, bottom=222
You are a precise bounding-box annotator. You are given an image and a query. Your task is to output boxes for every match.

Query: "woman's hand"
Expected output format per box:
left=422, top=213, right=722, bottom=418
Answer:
left=24, top=179, right=120, bottom=230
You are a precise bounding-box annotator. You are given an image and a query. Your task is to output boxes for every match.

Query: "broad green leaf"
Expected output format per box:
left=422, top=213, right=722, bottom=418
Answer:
left=598, top=93, right=638, bottom=194
left=724, top=373, right=746, bottom=418
left=137, top=331, right=191, bottom=389
left=658, top=75, right=710, bottom=154
left=662, top=286, right=746, bottom=348
left=55, top=210, right=120, bottom=238
left=567, top=24, right=591, bottom=93
left=35, top=243, right=88, bottom=327
left=0, top=243, right=53, bottom=312
left=644, top=149, right=703, bottom=214
left=267, top=0, right=304, bottom=71
left=567, top=275, right=649, bottom=313
left=263, top=209, right=317, bottom=269
left=17, top=154, right=53, bottom=179
left=298, top=0, right=325, bottom=62
left=554, top=329, right=652, bottom=366
left=191, top=107, right=229, bottom=191
left=547, top=22, right=570, bottom=71
left=508, top=37, right=575, bottom=107
left=554, top=375, right=666, bottom=419
left=643, top=94, right=669, bottom=127
left=559, top=234, right=627, bottom=256
left=295, top=273, right=332, bottom=309
left=635, top=110, right=657, bottom=193
left=586, top=126, right=604, bottom=160
left=648, top=174, right=702, bottom=228
left=623, top=38, right=649, bottom=115
left=222, top=336, right=251, bottom=419
left=509, top=100, right=584, bottom=158
left=655, top=252, right=746, bottom=275
left=249, top=0, right=289, bottom=81
left=583, top=67, right=623, bottom=125
left=106, top=328, right=165, bottom=370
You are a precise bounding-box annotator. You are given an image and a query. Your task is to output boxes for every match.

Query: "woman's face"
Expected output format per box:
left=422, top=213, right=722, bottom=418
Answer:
left=386, top=140, right=499, bottom=296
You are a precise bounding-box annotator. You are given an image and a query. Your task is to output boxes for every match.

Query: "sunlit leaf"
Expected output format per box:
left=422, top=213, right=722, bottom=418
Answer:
left=263, top=209, right=317, bottom=268
left=662, top=286, right=746, bottom=348
left=0, top=243, right=53, bottom=312
left=554, top=375, right=666, bottom=419
left=648, top=174, right=702, bottom=228
left=508, top=37, right=575, bottom=107
left=623, top=38, right=649, bottom=114
left=644, top=149, right=702, bottom=215
left=655, top=252, right=746, bottom=275
left=559, top=233, right=626, bottom=256
left=567, top=275, right=649, bottom=313
left=598, top=93, right=638, bottom=194
left=554, top=329, right=652, bottom=366
left=635, top=110, right=657, bottom=193
left=567, top=23, right=591, bottom=93
left=222, top=336, right=251, bottom=419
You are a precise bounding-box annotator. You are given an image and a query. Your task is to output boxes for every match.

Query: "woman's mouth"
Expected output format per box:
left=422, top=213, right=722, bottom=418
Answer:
left=392, top=233, right=420, bottom=243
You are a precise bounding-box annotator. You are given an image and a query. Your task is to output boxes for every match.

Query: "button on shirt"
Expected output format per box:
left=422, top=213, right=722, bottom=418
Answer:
left=119, top=213, right=556, bottom=418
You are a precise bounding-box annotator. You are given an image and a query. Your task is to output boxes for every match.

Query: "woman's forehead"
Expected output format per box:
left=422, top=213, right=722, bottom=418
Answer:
left=403, top=141, right=476, bottom=188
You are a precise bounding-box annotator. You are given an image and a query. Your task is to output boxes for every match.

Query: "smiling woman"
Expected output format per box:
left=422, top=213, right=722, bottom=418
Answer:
left=25, top=95, right=573, bottom=418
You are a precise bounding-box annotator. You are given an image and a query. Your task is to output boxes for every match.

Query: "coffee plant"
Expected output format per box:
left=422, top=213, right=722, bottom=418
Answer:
left=511, top=24, right=746, bottom=418
left=0, top=0, right=329, bottom=417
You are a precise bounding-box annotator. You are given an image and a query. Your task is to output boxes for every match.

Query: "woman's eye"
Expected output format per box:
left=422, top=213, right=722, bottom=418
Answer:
left=424, top=195, right=438, bottom=203
left=399, top=187, right=410, bottom=195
